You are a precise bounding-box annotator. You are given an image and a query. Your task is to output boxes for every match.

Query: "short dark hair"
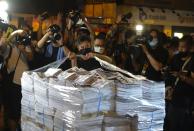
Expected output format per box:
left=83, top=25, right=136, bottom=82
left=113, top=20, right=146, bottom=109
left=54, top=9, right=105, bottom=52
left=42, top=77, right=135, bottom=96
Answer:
left=180, top=35, right=193, bottom=46
left=150, top=29, right=159, bottom=35
left=95, top=32, right=106, bottom=40
left=77, top=35, right=91, bottom=45
left=170, top=37, right=179, bottom=48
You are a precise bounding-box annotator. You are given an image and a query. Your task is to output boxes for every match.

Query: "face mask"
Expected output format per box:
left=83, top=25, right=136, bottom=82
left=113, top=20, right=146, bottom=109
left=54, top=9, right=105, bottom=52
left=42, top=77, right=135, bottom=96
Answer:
left=79, top=48, right=92, bottom=55
left=94, top=46, right=105, bottom=54
left=179, top=51, right=189, bottom=58
left=149, top=38, right=158, bottom=48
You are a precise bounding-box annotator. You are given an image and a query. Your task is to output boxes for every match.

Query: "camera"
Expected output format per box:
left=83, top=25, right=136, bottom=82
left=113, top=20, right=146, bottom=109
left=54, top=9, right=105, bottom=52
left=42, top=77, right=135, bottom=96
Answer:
left=47, top=24, right=61, bottom=43
left=135, top=36, right=148, bottom=44
left=65, top=10, right=81, bottom=26
left=121, top=12, right=133, bottom=22
left=16, top=34, right=32, bottom=46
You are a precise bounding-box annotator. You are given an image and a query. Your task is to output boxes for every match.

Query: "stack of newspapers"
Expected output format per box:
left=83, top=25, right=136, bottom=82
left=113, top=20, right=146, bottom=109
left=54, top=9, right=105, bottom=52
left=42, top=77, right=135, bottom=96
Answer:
left=21, top=67, right=138, bottom=131
left=115, top=78, right=165, bottom=131
left=21, top=58, right=165, bottom=131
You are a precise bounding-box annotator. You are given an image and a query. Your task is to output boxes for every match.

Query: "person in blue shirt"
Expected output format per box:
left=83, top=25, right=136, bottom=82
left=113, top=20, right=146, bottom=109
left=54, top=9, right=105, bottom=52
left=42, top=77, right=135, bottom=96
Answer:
left=37, top=24, right=73, bottom=66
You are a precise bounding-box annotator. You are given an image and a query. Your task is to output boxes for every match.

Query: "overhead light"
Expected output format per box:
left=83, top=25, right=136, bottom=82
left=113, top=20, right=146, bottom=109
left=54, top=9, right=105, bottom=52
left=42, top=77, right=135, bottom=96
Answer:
left=174, top=32, right=183, bottom=39
left=0, top=1, right=8, bottom=11
left=136, top=24, right=144, bottom=31
left=0, top=11, right=8, bottom=22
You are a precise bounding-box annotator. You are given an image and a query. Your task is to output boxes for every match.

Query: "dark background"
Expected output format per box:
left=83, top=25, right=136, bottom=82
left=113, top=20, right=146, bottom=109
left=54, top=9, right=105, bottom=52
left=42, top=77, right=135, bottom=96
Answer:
left=8, top=0, right=85, bottom=14
left=7, top=0, right=194, bottom=14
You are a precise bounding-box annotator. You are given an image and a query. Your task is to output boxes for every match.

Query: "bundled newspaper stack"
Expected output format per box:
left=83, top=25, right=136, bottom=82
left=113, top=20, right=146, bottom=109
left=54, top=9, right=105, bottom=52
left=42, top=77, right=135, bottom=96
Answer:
left=115, top=77, right=165, bottom=131
left=141, top=80, right=165, bottom=108
left=21, top=67, right=138, bottom=131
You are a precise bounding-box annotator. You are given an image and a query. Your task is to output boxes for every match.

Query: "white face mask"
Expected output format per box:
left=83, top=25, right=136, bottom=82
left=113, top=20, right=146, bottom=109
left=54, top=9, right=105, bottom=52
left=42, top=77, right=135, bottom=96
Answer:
left=94, top=46, right=105, bottom=54
left=149, top=38, right=158, bottom=47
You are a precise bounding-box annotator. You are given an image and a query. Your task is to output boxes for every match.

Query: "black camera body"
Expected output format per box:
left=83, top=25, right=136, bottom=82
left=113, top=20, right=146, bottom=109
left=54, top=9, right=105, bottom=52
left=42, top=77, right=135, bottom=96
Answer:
left=65, top=10, right=81, bottom=26
left=121, top=12, right=132, bottom=22
left=47, top=24, right=61, bottom=43
left=16, top=34, right=32, bottom=46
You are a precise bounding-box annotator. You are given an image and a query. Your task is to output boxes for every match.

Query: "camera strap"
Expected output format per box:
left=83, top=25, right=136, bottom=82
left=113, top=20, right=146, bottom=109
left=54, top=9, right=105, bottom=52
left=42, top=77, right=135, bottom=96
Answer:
left=174, top=56, right=192, bottom=87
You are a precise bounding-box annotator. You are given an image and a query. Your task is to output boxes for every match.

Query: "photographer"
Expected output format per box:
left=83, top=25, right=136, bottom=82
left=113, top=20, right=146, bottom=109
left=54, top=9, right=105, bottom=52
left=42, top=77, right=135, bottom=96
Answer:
left=123, top=30, right=144, bottom=74
left=93, top=33, right=115, bottom=64
left=1, top=29, right=33, bottom=131
left=64, top=11, right=94, bottom=52
left=37, top=24, right=74, bottom=66
left=106, top=14, right=133, bottom=69
left=164, top=35, right=194, bottom=131
left=140, top=29, right=169, bottom=81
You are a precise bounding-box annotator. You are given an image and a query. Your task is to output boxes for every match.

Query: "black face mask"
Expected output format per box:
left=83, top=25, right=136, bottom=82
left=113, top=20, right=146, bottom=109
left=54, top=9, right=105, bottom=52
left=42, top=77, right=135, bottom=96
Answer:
left=79, top=48, right=92, bottom=55
left=179, top=51, right=189, bottom=58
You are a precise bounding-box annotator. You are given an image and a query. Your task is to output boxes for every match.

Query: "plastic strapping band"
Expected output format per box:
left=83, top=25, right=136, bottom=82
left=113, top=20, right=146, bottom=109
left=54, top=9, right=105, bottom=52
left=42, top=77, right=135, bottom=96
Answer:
left=62, top=121, right=65, bottom=131
left=149, top=111, right=154, bottom=131
left=43, top=108, right=45, bottom=125
left=97, top=88, right=102, bottom=116
left=29, top=101, right=31, bottom=116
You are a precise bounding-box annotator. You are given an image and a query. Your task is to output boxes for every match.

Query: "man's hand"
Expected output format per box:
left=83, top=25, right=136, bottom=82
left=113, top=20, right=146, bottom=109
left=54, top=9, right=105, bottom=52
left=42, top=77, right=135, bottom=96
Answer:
left=66, top=17, right=73, bottom=30
left=139, top=44, right=149, bottom=54
left=80, top=53, right=94, bottom=61
left=67, top=52, right=76, bottom=60
left=171, top=71, right=188, bottom=81
left=116, top=15, right=122, bottom=24
left=0, top=32, right=7, bottom=46
left=17, top=44, right=26, bottom=52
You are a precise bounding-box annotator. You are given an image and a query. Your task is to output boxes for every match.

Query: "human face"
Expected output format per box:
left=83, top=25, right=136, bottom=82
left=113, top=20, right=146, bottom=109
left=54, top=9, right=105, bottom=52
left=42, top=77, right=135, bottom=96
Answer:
left=94, top=39, right=105, bottom=54
left=94, top=39, right=104, bottom=47
left=150, top=31, right=158, bottom=39
left=78, top=41, right=91, bottom=51
left=178, top=41, right=189, bottom=53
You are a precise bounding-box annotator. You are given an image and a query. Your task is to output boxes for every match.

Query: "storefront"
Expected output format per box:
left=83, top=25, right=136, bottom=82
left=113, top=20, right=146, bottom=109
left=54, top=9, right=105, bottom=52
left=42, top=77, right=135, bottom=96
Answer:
left=117, top=6, right=194, bottom=37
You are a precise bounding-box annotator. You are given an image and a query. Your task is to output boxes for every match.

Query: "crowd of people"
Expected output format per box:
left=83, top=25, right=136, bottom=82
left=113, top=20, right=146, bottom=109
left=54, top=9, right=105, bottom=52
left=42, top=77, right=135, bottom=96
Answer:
left=0, top=12, right=194, bottom=131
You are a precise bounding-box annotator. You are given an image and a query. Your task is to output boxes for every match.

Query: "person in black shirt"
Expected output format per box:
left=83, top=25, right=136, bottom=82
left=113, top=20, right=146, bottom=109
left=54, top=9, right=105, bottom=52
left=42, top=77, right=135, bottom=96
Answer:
left=164, top=35, right=194, bottom=131
left=140, top=29, right=169, bottom=81
left=71, top=35, right=101, bottom=71
left=124, top=30, right=145, bottom=74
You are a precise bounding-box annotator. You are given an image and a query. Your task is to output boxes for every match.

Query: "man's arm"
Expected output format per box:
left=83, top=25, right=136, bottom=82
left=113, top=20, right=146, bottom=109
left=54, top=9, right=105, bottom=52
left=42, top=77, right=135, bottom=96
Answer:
left=37, top=31, right=51, bottom=48
left=140, top=44, right=163, bottom=71
left=17, top=44, right=34, bottom=61
left=106, top=15, right=122, bottom=39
